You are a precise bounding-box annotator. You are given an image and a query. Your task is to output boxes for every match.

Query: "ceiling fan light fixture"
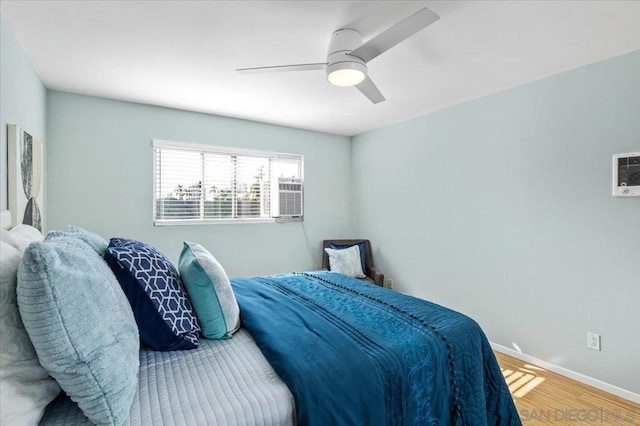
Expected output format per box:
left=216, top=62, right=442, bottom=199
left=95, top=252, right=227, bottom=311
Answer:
left=326, top=62, right=367, bottom=87
left=237, top=8, right=440, bottom=103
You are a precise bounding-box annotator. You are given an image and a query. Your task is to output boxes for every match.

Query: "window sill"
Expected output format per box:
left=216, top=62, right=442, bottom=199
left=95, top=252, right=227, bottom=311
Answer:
left=154, top=217, right=302, bottom=226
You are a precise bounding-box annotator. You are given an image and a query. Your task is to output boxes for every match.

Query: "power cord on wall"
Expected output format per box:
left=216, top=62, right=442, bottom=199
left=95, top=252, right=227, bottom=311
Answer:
left=300, top=220, right=319, bottom=270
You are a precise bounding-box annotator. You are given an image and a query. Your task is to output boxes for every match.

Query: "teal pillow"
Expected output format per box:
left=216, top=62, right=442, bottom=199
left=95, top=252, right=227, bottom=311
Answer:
left=17, top=230, right=139, bottom=425
left=179, top=241, right=240, bottom=339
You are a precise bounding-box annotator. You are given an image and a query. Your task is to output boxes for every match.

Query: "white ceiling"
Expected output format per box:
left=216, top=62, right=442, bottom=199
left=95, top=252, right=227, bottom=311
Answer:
left=2, top=1, right=640, bottom=136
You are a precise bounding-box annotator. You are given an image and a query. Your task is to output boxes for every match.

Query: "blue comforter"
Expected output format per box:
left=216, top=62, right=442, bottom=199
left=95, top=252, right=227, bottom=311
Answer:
left=232, top=271, right=520, bottom=426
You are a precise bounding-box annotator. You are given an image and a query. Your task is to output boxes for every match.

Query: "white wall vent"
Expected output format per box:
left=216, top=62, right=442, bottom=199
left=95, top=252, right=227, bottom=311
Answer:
left=613, top=152, right=640, bottom=197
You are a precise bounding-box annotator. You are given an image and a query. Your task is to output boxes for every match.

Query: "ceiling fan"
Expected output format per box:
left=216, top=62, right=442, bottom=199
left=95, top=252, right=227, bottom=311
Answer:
left=237, top=7, right=440, bottom=104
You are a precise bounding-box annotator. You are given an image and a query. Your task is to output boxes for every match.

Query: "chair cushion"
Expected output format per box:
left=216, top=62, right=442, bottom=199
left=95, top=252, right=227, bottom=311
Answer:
left=179, top=241, right=240, bottom=339
left=17, top=230, right=139, bottom=425
left=324, top=245, right=366, bottom=278
left=329, top=241, right=367, bottom=274
left=1, top=228, right=60, bottom=425
left=104, top=238, right=200, bottom=351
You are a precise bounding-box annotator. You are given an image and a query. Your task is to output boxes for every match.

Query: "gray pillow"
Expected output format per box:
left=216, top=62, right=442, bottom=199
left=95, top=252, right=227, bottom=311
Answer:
left=1, top=236, right=60, bottom=425
left=324, top=245, right=366, bottom=278
left=0, top=224, right=43, bottom=252
left=18, top=230, right=139, bottom=425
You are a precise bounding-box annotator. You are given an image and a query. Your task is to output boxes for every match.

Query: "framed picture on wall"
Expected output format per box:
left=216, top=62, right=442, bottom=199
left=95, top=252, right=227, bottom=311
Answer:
left=7, top=124, right=44, bottom=232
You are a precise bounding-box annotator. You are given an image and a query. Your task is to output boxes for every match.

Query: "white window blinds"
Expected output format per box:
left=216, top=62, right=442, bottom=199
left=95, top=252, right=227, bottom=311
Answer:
left=153, top=141, right=302, bottom=225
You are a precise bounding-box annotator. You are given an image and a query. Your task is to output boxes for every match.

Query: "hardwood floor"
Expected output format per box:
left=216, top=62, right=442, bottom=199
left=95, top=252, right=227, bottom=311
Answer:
left=494, top=351, right=640, bottom=425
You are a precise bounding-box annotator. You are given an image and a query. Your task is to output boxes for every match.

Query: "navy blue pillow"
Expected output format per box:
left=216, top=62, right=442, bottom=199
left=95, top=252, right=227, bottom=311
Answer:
left=329, top=242, right=367, bottom=274
left=104, top=238, right=200, bottom=351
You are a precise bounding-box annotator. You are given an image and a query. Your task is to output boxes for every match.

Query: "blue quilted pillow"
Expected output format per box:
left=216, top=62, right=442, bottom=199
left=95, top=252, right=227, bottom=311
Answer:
left=104, top=238, right=200, bottom=351
left=17, top=230, right=139, bottom=425
left=63, top=225, right=108, bottom=255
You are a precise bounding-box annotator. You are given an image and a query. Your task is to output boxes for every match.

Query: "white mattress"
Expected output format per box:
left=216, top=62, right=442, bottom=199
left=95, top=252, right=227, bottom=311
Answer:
left=40, top=329, right=294, bottom=425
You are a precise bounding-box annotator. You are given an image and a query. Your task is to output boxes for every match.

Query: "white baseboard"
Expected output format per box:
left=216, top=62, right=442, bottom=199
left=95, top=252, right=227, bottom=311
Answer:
left=491, top=342, right=640, bottom=404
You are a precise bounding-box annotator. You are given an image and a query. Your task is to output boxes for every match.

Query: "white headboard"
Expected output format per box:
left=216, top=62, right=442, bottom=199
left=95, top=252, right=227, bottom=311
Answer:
left=1, top=210, right=12, bottom=230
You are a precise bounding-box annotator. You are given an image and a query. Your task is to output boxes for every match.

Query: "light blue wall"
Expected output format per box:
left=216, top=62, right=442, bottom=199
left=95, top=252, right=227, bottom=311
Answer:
left=7, top=9, right=638, bottom=393
left=352, top=51, right=640, bottom=393
left=0, top=11, right=47, bottom=211
left=46, top=91, right=351, bottom=276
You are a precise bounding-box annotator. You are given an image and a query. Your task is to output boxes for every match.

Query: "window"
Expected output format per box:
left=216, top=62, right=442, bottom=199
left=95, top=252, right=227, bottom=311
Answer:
left=153, top=140, right=303, bottom=225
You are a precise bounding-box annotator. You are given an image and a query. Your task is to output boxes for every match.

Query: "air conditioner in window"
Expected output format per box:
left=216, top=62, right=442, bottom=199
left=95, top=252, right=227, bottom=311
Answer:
left=275, top=177, right=303, bottom=219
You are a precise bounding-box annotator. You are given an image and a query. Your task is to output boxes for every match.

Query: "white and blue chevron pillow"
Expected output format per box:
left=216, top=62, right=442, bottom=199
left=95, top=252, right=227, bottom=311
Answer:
left=104, top=238, right=200, bottom=351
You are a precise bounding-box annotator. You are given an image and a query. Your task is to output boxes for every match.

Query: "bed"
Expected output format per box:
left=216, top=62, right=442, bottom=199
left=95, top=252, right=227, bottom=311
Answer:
left=39, top=329, right=295, bottom=425
left=41, top=272, right=519, bottom=425
left=1, top=214, right=520, bottom=425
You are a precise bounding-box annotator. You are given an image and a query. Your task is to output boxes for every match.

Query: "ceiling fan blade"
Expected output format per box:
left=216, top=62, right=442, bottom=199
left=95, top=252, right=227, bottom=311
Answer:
left=348, top=7, right=440, bottom=63
left=356, top=76, right=385, bottom=104
left=237, top=63, right=327, bottom=74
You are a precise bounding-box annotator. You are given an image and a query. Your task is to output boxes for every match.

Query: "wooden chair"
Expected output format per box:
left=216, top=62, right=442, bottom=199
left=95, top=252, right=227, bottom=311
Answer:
left=321, top=239, right=384, bottom=286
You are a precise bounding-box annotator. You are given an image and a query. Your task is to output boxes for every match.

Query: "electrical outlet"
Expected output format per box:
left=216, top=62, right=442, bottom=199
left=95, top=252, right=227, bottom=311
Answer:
left=386, top=279, right=394, bottom=289
left=587, top=332, right=601, bottom=351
